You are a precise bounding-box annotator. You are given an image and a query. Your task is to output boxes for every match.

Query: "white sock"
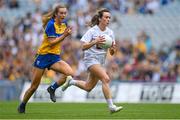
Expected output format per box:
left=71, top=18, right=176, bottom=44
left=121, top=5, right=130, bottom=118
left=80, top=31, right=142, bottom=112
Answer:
left=69, top=79, right=77, bottom=85
left=106, top=99, right=114, bottom=108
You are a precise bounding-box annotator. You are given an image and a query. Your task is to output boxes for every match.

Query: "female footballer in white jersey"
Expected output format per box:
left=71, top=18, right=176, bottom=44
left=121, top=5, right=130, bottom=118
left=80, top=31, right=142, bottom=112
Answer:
left=61, top=8, right=123, bottom=113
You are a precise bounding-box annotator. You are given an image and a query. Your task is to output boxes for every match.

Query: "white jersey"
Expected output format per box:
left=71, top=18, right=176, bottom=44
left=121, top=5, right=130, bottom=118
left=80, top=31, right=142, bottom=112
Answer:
left=80, top=25, right=115, bottom=56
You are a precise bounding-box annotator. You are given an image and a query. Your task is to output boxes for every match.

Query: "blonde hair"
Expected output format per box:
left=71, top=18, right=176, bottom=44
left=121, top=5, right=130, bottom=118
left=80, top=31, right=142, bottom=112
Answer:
left=42, top=4, right=67, bottom=28
left=89, top=8, right=110, bottom=27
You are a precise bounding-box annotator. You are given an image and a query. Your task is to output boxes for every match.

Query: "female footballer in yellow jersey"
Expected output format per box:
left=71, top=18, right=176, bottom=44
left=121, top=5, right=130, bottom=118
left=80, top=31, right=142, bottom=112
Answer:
left=17, top=4, right=74, bottom=113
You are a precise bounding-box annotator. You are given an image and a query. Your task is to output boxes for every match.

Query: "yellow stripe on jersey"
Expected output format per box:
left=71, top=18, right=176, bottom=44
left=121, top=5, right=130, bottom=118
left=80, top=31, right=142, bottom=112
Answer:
left=54, top=22, right=66, bottom=34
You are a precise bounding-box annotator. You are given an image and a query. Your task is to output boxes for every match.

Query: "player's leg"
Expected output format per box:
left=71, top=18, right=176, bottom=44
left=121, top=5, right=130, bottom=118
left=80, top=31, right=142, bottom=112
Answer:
left=62, top=71, right=99, bottom=92
left=47, top=74, right=66, bottom=102
left=47, top=60, right=74, bottom=102
left=89, top=64, right=123, bottom=113
left=17, top=67, right=45, bottom=113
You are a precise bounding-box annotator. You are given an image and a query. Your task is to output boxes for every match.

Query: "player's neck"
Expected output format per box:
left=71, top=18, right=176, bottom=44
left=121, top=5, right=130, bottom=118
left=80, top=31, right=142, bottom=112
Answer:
left=55, top=18, right=62, bottom=25
left=98, top=24, right=106, bottom=31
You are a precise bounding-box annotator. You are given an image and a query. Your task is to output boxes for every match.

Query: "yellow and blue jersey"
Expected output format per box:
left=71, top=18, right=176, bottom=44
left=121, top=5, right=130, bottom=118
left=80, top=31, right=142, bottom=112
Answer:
left=33, top=18, right=67, bottom=69
left=37, top=18, right=67, bottom=55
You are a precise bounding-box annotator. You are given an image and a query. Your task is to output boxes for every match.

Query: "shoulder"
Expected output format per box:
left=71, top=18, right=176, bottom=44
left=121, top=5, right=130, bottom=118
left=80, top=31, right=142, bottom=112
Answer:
left=106, top=27, right=113, bottom=33
left=91, top=25, right=99, bottom=30
left=88, top=25, right=98, bottom=33
left=48, top=18, right=55, bottom=25
left=62, top=19, right=68, bottom=25
left=46, top=19, right=55, bottom=28
left=44, top=19, right=56, bottom=36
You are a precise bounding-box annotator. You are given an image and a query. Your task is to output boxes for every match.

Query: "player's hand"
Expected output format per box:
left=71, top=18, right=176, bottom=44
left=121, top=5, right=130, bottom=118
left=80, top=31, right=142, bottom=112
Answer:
left=64, top=27, right=72, bottom=37
left=111, top=41, right=116, bottom=49
left=109, top=41, right=117, bottom=55
left=95, top=36, right=105, bottom=45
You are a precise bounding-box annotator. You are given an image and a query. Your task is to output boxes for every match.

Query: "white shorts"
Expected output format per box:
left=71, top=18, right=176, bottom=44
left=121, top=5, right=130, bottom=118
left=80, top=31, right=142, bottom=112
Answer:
left=83, top=53, right=106, bottom=70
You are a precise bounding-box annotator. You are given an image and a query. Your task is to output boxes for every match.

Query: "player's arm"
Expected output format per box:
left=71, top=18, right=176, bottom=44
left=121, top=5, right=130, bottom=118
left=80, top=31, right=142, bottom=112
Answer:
left=48, top=27, right=72, bottom=47
left=82, top=36, right=105, bottom=51
left=81, top=40, right=95, bottom=51
left=109, top=41, right=116, bottom=56
left=109, top=31, right=116, bottom=55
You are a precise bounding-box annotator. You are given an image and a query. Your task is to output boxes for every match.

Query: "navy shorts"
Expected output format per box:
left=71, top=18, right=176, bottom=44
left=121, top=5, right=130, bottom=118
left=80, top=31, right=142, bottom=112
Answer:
left=33, top=54, right=61, bottom=69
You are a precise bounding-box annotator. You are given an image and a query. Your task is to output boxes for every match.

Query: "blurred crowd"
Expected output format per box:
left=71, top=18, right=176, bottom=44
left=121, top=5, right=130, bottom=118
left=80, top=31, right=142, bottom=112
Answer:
left=0, top=0, right=175, bottom=14
left=0, top=0, right=179, bottom=83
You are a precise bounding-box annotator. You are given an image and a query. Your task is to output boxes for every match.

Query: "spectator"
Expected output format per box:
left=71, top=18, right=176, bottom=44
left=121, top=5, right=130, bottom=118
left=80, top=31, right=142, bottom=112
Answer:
left=8, top=0, right=19, bottom=9
left=0, top=0, right=178, bottom=84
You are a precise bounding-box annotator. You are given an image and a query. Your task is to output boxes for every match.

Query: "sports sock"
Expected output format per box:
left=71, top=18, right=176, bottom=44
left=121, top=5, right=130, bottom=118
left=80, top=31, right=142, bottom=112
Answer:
left=106, top=99, right=114, bottom=108
left=50, top=82, right=59, bottom=90
left=69, top=79, right=77, bottom=85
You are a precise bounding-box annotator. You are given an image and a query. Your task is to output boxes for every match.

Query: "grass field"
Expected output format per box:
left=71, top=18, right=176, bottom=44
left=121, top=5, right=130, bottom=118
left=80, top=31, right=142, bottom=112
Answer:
left=0, top=102, right=180, bottom=119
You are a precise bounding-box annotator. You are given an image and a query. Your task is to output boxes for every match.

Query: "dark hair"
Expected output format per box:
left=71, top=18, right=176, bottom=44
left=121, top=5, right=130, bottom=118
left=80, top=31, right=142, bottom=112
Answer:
left=42, top=4, right=67, bottom=28
left=89, top=8, right=110, bottom=27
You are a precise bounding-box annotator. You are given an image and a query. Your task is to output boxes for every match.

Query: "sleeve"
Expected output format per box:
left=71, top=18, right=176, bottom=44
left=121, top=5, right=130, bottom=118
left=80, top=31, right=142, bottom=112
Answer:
left=80, top=29, right=93, bottom=43
left=45, top=21, right=56, bottom=38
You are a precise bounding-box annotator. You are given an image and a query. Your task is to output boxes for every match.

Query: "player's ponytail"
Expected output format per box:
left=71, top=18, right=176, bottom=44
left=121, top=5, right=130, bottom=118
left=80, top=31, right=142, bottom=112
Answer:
left=42, top=4, right=67, bottom=28
left=42, top=10, right=53, bottom=28
left=89, top=8, right=110, bottom=27
left=89, top=14, right=99, bottom=27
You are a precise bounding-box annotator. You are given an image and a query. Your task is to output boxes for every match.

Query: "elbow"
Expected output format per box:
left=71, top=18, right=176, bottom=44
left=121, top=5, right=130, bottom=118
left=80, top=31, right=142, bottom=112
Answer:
left=82, top=46, right=88, bottom=51
left=48, top=42, right=54, bottom=47
left=81, top=44, right=86, bottom=51
left=82, top=47, right=86, bottom=51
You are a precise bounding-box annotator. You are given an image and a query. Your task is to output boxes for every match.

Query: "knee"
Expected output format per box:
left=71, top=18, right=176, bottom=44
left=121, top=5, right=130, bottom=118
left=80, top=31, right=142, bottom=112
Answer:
left=85, top=84, right=93, bottom=92
left=101, top=76, right=110, bottom=84
left=86, top=88, right=93, bottom=92
left=65, top=69, right=75, bottom=76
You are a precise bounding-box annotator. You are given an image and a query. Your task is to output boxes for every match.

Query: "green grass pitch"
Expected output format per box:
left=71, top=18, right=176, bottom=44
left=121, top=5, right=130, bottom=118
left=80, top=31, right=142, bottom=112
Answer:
left=0, top=102, right=180, bottom=119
